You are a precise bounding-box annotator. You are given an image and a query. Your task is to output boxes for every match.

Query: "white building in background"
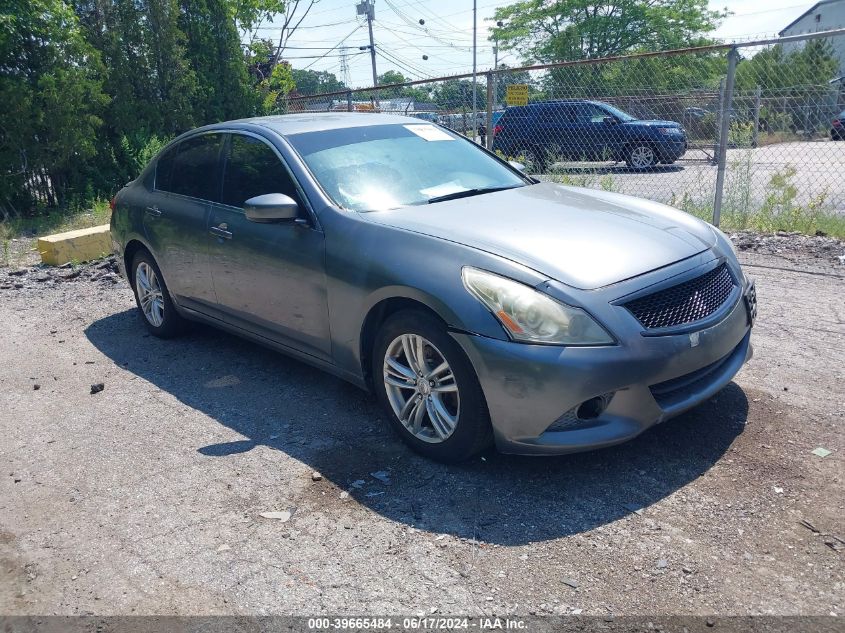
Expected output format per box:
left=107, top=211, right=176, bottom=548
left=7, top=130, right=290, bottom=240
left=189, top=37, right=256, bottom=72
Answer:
left=779, top=0, right=845, bottom=73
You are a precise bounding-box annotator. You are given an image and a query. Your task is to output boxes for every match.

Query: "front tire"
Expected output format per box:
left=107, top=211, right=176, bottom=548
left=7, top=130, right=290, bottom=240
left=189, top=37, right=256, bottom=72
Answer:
left=372, top=310, right=493, bottom=463
left=625, top=142, right=658, bottom=170
left=131, top=250, right=185, bottom=338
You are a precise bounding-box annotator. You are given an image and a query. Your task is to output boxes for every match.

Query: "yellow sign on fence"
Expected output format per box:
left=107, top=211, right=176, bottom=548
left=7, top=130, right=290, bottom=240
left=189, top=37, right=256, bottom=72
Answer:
left=506, top=84, right=529, bottom=106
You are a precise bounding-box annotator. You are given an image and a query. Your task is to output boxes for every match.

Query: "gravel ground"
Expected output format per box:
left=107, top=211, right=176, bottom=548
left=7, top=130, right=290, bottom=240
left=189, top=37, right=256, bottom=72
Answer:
left=0, top=237, right=843, bottom=617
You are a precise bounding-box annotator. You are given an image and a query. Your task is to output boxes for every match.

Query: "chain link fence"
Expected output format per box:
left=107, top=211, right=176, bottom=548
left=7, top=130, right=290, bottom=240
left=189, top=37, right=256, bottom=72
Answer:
left=285, top=29, right=845, bottom=233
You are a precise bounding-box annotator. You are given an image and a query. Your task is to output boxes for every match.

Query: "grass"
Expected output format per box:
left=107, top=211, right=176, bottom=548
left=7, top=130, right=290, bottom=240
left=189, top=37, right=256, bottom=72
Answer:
left=542, top=154, right=845, bottom=239
left=0, top=199, right=112, bottom=266
left=672, top=159, right=845, bottom=238
left=678, top=196, right=845, bottom=237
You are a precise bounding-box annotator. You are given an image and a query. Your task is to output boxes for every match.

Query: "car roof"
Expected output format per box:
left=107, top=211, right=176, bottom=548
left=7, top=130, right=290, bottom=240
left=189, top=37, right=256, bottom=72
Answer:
left=200, top=112, right=425, bottom=137
left=504, top=99, right=603, bottom=112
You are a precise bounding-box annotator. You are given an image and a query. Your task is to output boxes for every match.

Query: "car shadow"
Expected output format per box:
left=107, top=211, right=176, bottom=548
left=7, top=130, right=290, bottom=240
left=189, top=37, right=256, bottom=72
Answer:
left=85, top=309, right=748, bottom=546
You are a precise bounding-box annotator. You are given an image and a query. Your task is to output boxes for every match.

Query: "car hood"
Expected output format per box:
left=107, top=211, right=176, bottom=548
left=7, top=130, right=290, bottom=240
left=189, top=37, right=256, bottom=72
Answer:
left=624, top=119, right=682, bottom=128
left=363, top=183, right=716, bottom=290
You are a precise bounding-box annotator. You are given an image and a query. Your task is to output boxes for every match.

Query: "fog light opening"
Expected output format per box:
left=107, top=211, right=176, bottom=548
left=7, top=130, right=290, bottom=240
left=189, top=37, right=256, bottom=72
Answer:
left=576, top=396, right=608, bottom=420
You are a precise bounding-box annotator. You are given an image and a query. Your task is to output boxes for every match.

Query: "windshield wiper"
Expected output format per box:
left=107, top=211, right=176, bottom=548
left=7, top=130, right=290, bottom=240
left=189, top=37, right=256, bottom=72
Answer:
left=427, top=185, right=522, bottom=204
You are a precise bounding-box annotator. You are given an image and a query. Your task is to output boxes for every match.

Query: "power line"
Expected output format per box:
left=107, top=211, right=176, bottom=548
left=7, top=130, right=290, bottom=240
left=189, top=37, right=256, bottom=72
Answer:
left=375, top=49, right=427, bottom=79
left=290, top=0, right=504, bottom=27
left=376, top=46, right=432, bottom=78
left=382, top=0, right=467, bottom=49
left=299, top=25, right=364, bottom=70
left=405, top=0, right=471, bottom=35
left=251, top=19, right=353, bottom=31
left=284, top=51, right=368, bottom=59
left=376, top=20, right=474, bottom=46
left=375, top=20, right=472, bottom=65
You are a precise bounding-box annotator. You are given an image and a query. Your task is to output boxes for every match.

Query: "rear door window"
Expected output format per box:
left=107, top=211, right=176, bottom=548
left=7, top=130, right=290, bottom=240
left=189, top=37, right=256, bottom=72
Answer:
left=221, top=134, right=301, bottom=208
left=156, top=134, right=223, bottom=202
left=536, top=103, right=575, bottom=123
left=503, top=106, right=528, bottom=120
left=154, top=145, right=178, bottom=193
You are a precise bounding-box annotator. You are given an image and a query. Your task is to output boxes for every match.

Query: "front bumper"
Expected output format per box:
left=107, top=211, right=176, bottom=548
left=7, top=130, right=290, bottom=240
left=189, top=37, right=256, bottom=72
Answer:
left=655, top=137, right=687, bottom=161
left=452, top=278, right=753, bottom=456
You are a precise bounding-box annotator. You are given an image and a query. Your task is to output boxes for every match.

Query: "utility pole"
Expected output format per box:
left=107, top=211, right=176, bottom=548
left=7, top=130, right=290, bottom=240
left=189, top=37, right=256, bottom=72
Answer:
left=491, top=43, right=498, bottom=114
left=471, top=0, right=477, bottom=142
left=492, top=21, right=502, bottom=113
left=357, top=0, right=379, bottom=108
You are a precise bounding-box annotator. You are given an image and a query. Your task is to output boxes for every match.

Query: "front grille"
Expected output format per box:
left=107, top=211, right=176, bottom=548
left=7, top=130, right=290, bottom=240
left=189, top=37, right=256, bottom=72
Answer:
left=624, top=263, right=736, bottom=329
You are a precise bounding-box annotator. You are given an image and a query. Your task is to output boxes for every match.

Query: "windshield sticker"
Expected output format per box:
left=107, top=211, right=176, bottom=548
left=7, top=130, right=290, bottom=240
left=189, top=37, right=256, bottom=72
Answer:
left=404, top=124, right=454, bottom=141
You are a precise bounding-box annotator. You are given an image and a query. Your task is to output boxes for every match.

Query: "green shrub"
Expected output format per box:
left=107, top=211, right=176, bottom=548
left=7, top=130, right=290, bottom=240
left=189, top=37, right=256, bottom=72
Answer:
left=119, top=133, right=172, bottom=179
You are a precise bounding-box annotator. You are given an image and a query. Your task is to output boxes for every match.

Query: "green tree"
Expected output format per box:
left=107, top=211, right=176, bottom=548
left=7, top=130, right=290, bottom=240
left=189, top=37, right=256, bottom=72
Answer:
left=541, top=49, right=727, bottom=99
left=432, top=79, right=487, bottom=112
left=376, top=70, right=432, bottom=103
left=70, top=0, right=198, bottom=189
left=292, top=68, right=346, bottom=95
left=735, top=40, right=839, bottom=92
left=0, top=0, right=108, bottom=209
left=179, top=0, right=257, bottom=123
left=734, top=40, right=839, bottom=134
left=260, top=61, right=296, bottom=113
left=234, top=0, right=285, bottom=35
left=490, top=0, right=726, bottom=63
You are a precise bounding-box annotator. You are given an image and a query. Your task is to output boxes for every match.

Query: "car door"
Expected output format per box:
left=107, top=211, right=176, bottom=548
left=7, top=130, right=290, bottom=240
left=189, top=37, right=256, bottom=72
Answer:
left=535, top=103, right=577, bottom=159
left=207, top=132, right=331, bottom=360
left=143, top=133, right=222, bottom=311
left=573, top=103, right=617, bottom=160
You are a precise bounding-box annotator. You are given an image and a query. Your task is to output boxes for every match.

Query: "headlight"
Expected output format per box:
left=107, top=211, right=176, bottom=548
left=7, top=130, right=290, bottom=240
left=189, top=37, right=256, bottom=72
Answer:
left=657, top=127, right=682, bottom=135
left=462, top=267, right=614, bottom=345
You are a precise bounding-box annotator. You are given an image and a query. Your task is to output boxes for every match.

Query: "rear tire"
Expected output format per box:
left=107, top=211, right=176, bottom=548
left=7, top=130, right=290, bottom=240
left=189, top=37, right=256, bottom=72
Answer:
left=130, top=250, right=185, bottom=338
left=513, top=146, right=547, bottom=174
left=372, top=310, right=493, bottom=463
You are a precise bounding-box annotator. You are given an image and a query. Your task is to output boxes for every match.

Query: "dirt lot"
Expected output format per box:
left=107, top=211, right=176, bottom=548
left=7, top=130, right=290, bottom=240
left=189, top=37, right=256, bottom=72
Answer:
left=0, top=237, right=843, bottom=617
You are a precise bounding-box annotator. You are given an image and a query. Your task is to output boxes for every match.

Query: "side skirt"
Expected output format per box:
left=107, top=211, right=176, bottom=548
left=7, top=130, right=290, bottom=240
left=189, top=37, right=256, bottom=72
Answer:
left=174, top=303, right=369, bottom=392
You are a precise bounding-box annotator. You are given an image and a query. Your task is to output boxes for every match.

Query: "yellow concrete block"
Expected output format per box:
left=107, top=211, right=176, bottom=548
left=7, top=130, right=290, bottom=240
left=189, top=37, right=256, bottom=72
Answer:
left=37, top=225, right=112, bottom=266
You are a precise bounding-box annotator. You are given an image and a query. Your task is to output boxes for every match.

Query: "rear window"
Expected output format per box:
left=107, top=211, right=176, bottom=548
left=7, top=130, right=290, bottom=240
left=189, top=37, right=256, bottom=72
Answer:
left=155, top=134, right=222, bottom=202
left=502, top=107, right=529, bottom=119
left=536, top=103, right=576, bottom=122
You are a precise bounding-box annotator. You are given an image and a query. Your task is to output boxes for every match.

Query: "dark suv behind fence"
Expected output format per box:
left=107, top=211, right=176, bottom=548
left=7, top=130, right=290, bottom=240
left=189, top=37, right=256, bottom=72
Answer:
left=492, top=99, right=688, bottom=172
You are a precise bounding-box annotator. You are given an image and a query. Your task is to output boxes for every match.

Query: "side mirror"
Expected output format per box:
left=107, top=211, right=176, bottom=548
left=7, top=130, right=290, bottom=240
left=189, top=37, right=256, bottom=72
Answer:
left=244, top=193, right=298, bottom=223
left=603, top=116, right=618, bottom=125
left=508, top=160, right=526, bottom=172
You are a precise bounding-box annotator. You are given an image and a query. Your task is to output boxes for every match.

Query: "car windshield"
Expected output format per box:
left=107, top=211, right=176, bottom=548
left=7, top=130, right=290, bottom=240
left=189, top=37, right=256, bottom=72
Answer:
left=287, top=123, right=527, bottom=212
left=601, top=103, right=637, bottom=122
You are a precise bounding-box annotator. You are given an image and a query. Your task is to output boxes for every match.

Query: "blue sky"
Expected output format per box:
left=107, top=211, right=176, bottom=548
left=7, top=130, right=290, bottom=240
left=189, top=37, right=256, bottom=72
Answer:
left=255, top=0, right=821, bottom=88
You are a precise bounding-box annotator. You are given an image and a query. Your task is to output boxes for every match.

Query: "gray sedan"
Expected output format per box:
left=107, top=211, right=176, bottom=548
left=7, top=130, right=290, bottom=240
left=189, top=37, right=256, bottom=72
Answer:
left=110, top=113, right=755, bottom=463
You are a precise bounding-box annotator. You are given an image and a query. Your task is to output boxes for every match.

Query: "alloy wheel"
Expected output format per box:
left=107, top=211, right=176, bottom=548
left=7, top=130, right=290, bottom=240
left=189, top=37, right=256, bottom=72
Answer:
left=135, top=262, right=165, bottom=327
left=383, top=334, right=460, bottom=443
left=630, top=145, right=656, bottom=169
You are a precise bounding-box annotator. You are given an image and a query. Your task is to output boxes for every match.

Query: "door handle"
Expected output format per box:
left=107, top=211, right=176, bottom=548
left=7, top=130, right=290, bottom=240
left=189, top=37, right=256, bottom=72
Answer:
left=209, top=223, right=232, bottom=240
left=145, top=205, right=162, bottom=217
